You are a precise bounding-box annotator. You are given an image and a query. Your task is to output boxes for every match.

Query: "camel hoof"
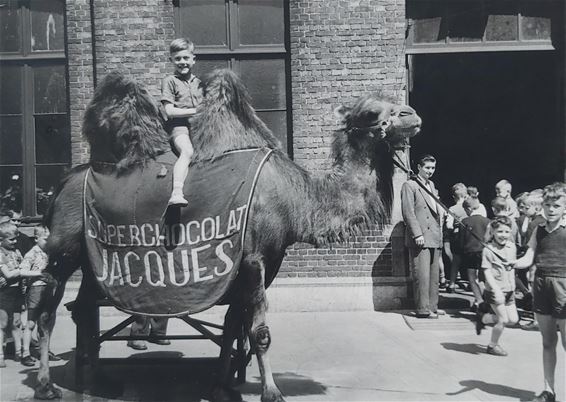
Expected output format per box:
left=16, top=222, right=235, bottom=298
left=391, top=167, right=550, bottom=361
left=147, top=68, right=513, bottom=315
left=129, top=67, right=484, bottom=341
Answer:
left=261, top=388, right=286, bottom=402
left=211, top=385, right=242, bottom=402
left=34, top=383, right=62, bottom=400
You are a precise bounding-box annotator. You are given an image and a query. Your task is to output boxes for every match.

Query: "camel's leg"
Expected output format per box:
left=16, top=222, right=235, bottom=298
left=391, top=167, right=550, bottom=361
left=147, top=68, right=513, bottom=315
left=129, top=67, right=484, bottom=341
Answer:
left=242, top=255, right=285, bottom=402
left=211, top=304, right=245, bottom=402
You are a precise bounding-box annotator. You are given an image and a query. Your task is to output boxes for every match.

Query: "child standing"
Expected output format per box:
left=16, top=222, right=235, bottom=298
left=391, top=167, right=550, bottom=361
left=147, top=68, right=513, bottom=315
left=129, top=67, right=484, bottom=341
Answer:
left=459, top=197, right=490, bottom=311
left=20, top=227, right=50, bottom=367
left=445, top=183, right=468, bottom=293
left=495, top=179, right=519, bottom=218
left=0, top=222, right=40, bottom=367
left=466, top=186, right=488, bottom=217
left=512, top=182, right=566, bottom=402
left=475, top=216, right=519, bottom=356
left=161, top=37, right=203, bottom=206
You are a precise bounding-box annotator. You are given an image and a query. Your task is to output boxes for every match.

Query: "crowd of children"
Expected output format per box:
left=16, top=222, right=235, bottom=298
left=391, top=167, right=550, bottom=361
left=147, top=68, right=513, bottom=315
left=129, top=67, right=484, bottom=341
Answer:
left=441, top=180, right=566, bottom=402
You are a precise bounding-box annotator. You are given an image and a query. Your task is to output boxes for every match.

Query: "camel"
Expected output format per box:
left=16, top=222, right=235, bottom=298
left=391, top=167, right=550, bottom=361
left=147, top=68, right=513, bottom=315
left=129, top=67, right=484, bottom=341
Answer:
left=35, top=69, right=421, bottom=401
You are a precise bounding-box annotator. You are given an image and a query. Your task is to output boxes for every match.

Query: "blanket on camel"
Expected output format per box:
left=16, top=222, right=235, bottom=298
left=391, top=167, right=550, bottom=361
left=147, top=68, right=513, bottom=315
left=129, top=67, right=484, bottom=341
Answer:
left=83, top=148, right=273, bottom=316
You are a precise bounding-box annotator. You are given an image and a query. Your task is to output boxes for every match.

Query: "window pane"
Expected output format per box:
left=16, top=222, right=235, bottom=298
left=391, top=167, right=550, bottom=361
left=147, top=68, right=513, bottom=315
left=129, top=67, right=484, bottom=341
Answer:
left=239, top=0, right=284, bottom=45
left=30, top=0, right=65, bottom=52
left=257, top=111, right=286, bottom=152
left=179, top=0, right=228, bottom=47
left=521, top=2, right=552, bottom=41
left=0, top=166, right=22, bottom=212
left=485, top=1, right=518, bottom=42
left=0, top=116, right=22, bottom=164
left=0, top=65, right=21, bottom=114
left=407, top=1, right=444, bottom=44
left=35, top=114, right=70, bottom=163
left=36, top=165, right=67, bottom=215
left=446, top=1, right=486, bottom=42
left=34, top=65, right=67, bottom=113
left=239, top=59, right=286, bottom=109
left=0, top=0, right=21, bottom=53
left=193, top=59, right=230, bottom=78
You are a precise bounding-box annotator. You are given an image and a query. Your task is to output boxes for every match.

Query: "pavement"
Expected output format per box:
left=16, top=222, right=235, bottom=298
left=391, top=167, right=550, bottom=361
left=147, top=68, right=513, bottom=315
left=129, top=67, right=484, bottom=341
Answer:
left=0, top=287, right=565, bottom=402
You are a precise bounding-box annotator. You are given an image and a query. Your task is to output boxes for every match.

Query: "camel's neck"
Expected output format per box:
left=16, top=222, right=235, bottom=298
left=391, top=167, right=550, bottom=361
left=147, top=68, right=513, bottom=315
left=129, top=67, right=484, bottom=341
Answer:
left=293, top=151, right=387, bottom=246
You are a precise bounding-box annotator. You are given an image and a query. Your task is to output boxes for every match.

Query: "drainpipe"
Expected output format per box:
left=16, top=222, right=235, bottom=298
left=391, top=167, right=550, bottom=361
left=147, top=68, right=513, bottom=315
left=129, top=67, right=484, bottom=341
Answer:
left=89, top=0, right=97, bottom=88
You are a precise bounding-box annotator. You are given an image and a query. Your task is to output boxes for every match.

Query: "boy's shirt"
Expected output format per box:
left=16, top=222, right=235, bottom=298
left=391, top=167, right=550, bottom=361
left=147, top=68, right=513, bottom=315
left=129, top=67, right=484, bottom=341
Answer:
left=161, top=73, right=203, bottom=110
left=481, top=240, right=517, bottom=292
left=459, top=213, right=490, bottom=254
left=527, top=216, right=566, bottom=276
left=0, top=247, right=23, bottom=288
left=20, top=244, right=48, bottom=287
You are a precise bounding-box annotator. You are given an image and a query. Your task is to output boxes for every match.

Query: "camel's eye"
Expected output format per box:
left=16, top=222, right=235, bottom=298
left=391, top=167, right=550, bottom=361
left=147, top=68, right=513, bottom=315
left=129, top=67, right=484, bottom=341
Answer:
left=398, top=110, right=413, bottom=117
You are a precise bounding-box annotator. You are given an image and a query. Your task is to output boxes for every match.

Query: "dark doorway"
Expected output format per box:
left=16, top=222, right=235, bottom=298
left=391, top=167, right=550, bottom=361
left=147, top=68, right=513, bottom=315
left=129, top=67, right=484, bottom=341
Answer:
left=409, top=51, right=564, bottom=209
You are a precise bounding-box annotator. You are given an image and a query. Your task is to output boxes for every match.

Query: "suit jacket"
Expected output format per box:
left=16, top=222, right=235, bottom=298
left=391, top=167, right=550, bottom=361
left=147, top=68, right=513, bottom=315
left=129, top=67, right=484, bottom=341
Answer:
left=401, top=178, right=442, bottom=249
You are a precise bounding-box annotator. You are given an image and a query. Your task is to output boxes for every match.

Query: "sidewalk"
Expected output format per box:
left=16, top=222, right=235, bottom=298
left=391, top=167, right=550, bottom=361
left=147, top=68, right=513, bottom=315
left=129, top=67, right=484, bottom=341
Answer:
left=1, top=289, right=564, bottom=401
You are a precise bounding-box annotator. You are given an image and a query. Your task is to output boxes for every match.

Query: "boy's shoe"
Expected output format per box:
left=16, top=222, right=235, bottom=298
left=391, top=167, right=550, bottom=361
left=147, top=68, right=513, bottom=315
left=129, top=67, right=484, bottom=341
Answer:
left=168, top=192, right=189, bottom=207
left=48, top=351, right=61, bottom=361
left=21, top=355, right=36, bottom=367
left=435, top=309, right=446, bottom=316
left=147, top=338, right=171, bottom=346
left=521, top=321, right=539, bottom=331
left=486, top=345, right=507, bottom=356
left=475, top=309, right=485, bottom=335
left=532, top=391, right=555, bottom=402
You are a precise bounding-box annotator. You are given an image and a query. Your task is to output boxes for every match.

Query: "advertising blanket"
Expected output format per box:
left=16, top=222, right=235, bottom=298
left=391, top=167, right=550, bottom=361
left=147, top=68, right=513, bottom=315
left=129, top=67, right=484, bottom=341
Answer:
left=83, top=148, right=272, bottom=316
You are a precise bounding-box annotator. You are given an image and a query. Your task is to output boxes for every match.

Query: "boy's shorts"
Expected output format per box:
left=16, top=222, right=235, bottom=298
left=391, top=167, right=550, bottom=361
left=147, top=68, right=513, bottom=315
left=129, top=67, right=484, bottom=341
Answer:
left=484, top=290, right=515, bottom=306
left=26, top=285, right=47, bottom=321
left=166, top=118, right=190, bottom=140
left=533, top=275, right=566, bottom=319
left=0, top=287, right=23, bottom=328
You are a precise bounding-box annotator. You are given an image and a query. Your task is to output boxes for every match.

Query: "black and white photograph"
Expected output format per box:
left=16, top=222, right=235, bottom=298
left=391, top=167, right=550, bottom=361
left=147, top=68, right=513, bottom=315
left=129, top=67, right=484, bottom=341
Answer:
left=0, top=1, right=565, bottom=401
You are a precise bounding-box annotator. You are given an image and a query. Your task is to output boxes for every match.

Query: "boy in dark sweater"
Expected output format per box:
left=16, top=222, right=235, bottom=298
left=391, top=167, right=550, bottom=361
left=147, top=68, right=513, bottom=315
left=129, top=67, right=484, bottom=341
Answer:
left=512, top=182, right=566, bottom=402
left=459, top=197, right=491, bottom=310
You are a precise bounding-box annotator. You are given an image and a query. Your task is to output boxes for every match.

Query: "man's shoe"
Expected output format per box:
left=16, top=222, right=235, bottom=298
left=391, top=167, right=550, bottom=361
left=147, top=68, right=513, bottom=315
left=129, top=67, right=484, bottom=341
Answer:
left=21, top=355, right=36, bottom=367
left=0, top=358, right=6, bottom=368
left=532, top=391, right=555, bottom=402
left=127, top=341, right=148, bottom=351
left=415, top=312, right=431, bottom=318
left=446, top=286, right=455, bottom=294
left=148, top=338, right=171, bottom=346
left=486, top=345, right=507, bottom=356
left=435, top=309, right=446, bottom=316
left=521, top=321, right=539, bottom=331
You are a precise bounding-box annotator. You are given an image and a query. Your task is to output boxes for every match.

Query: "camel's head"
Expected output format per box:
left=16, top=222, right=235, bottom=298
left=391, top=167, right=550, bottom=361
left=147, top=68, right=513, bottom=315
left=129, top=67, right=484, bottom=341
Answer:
left=335, top=95, right=421, bottom=148
left=83, top=72, right=169, bottom=169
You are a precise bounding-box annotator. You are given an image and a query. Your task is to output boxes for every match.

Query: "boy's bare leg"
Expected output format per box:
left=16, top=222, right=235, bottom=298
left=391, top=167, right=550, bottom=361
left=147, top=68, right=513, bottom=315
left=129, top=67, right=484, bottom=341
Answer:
left=0, top=311, right=6, bottom=367
left=169, top=132, right=194, bottom=206
left=12, top=312, right=23, bottom=360
left=536, top=313, right=559, bottom=395
left=467, top=268, right=483, bottom=305
left=22, top=320, right=36, bottom=365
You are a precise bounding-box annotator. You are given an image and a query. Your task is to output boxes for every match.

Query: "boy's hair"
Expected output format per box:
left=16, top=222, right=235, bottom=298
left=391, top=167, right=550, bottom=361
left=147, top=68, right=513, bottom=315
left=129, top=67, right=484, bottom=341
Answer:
left=463, top=197, right=479, bottom=211
left=466, top=186, right=479, bottom=198
left=491, top=196, right=508, bottom=213
left=169, top=38, right=194, bottom=54
left=451, top=183, right=467, bottom=200
left=488, top=215, right=513, bottom=233
left=417, top=154, right=436, bottom=167
left=0, top=222, right=18, bottom=240
left=495, top=179, right=512, bottom=191
left=34, top=226, right=49, bottom=239
left=543, top=182, right=566, bottom=202
left=515, top=192, right=529, bottom=206
left=525, top=192, right=543, bottom=209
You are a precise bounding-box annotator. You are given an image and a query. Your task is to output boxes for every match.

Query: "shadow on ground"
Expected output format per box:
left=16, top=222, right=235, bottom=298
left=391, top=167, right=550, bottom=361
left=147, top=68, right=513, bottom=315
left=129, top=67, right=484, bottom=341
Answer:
left=441, top=342, right=485, bottom=355
left=446, top=379, right=536, bottom=401
left=18, top=350, right=327, bottom=401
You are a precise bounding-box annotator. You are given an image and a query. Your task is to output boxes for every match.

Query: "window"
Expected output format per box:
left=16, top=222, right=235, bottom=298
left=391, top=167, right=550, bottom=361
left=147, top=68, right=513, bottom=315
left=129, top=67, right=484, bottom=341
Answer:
left=176, top=0, right=291, bottom=153
left=406, top=0, right=558, bottom=53
left=0, top=0, right=69, bottom=217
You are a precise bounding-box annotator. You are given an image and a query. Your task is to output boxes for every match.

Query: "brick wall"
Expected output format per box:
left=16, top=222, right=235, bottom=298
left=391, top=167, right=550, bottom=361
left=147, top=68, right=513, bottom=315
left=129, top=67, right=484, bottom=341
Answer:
left=282, top=0, right=408, bottom=278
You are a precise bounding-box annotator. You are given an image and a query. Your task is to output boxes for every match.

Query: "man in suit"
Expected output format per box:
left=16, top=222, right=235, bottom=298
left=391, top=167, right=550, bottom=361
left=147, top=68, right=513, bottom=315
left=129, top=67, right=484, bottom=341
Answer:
left=401, top=155, right=444, bottom=318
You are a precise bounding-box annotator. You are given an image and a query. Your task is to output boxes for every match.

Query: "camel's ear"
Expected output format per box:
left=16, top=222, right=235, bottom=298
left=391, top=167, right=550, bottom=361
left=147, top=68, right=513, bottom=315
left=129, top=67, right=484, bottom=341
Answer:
left=334, top=105, right=351, bottom=124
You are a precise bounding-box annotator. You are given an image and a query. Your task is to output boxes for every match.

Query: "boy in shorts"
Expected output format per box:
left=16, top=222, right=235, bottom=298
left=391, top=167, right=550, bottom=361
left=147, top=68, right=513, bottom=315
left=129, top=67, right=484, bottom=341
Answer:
left=20, top=227, right=50, bottom=367
left=161, top=37, right=203, bottom=206
left=475, top=216, right=519, bottom=356
left=512, top=182, right=566, bottom=402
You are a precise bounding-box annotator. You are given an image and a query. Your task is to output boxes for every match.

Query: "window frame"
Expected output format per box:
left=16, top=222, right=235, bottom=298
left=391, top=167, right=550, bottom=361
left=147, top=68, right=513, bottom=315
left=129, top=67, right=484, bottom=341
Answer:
left=174, top=0, right=293, bottom=156
left=0, top=0, right=69, bottom=217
